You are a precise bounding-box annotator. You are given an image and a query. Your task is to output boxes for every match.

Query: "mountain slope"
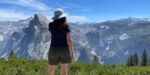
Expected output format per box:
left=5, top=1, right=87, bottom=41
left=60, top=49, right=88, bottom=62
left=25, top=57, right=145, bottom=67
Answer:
left=0, top=16, right=150, bottom=64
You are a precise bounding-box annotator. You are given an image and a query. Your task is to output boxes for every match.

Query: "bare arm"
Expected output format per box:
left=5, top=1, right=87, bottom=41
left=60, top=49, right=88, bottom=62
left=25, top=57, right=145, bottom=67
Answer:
left=66, top=32, right=75, bottom=58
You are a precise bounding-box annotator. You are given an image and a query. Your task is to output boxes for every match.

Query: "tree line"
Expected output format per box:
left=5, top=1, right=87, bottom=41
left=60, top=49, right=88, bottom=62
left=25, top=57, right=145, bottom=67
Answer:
left=127, top=48, right=150, bottom=66
left=9, top=49, right=150, bottom=66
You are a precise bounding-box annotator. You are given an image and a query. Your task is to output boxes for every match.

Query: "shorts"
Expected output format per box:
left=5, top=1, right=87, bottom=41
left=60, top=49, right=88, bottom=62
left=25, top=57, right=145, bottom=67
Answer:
left=48, top=47, right=71, bottom=65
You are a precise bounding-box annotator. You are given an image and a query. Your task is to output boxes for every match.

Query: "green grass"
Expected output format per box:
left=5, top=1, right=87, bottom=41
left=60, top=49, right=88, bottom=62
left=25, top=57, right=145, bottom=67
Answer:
left=0, top=57, right=150, bottom=75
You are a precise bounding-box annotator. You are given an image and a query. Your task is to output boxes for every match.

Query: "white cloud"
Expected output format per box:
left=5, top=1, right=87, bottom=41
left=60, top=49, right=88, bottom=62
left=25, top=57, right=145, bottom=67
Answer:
left=0, top=0, right=51, bottom=11
left=66, top=14, right=89, bottom=23
left=0, top=10, right=32, bottom=21
left=0, top=0, right=89, bottom=22
left=0, top=9, right=89, bottom=23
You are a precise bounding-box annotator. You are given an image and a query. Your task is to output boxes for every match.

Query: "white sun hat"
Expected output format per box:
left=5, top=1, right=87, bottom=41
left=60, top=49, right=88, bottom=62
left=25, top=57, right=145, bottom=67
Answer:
left=52, top=8, right=66, bottom=20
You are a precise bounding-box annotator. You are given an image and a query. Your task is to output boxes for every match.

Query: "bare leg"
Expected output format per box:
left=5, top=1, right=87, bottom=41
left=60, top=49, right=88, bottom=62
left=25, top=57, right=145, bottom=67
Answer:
left=47, top=65, right=56, bottom=75
left=60, top=64, right=68, bottom=75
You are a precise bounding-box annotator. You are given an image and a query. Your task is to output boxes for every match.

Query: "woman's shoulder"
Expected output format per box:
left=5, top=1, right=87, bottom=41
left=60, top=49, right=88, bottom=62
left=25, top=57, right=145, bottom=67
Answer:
left=48, top=22, right=54, bottom=31
left=49, top=22, right=54, bottom=28
left=64, top=25, right=71, bottom=32
left=49, top=22, right=53, bottom=25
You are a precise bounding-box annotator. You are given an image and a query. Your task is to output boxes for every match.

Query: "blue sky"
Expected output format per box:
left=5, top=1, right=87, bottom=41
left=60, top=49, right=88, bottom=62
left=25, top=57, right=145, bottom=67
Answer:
left=0, top=0, right=150, bottom=22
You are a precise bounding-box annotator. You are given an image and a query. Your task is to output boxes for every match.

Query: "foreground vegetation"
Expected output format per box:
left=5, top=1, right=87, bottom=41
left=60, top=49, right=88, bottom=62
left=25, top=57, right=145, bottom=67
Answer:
left=0, top=56, right=150, bottom=75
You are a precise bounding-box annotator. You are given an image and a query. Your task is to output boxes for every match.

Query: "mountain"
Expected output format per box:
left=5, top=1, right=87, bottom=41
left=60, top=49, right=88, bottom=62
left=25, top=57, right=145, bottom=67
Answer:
left=88, top=18, right=150, bottom=64
left=0, top=17, right=32, bottom=57
left=0, top=15, right=150, bottom=64
left=0, top=14, right=50, bottom=59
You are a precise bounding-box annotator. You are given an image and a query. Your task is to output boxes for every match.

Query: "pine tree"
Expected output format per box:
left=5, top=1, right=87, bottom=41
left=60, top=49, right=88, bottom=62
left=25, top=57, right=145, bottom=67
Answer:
left=8, top=50, right=16, bottom=59
left=141, top=49, right=148, bottom=66
left=127, top=55, right=131, bottom=66
left=148, top=58, right=150, bottom=66
left=92, top=55, right=99, bottom=64
left=133, top=53, right=139, bottom=66
left=127, top=55, right=134, bottom=66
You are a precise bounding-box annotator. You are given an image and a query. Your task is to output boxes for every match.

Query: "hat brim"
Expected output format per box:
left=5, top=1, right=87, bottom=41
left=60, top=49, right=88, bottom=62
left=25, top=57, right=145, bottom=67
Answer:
left=52, top=14, right=66, bottom=20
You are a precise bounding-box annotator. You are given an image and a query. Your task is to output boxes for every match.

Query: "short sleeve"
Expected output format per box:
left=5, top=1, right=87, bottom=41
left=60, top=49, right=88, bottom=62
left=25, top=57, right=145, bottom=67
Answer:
left=65, top=26, right=71, bottom=33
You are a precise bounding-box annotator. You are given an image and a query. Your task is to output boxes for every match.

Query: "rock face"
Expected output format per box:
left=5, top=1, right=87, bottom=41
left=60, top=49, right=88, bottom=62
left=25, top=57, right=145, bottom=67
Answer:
left=1, top=16, right=150, bottom=64
left=15, top=14, right=50, bottom=59
left=0, top=14, right=50, bottom=59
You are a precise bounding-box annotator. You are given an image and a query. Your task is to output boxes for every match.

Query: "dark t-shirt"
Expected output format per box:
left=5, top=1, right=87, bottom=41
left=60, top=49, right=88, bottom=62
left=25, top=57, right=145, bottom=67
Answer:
left=48, top=22, right=71, bottom=47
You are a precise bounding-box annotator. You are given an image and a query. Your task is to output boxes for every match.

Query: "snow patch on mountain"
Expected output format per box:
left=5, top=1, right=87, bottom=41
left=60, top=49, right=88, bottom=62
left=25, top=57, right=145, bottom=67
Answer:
left=1, top=52, right=7, bottom=58
left=119, top=33, right=130, bottom=40
left=106, top=42, right=112, bottom=51
left=98, top=56, right=104, bottom=64
left=100, top=25, right=110, bottom=30
left=0, top=35, right=4, bottom=42
left=104, top=51, right=116, bottom=57
left=124, top=50, right=129, bottom=55
left=90, top=48, right=96, bottom=55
